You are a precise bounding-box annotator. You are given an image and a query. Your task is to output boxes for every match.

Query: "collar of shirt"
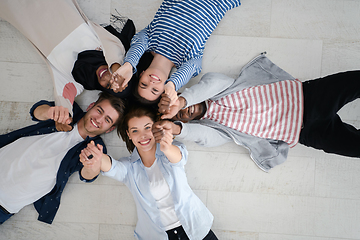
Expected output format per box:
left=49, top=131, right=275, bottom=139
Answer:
left=129, top=143, right=164, bottom=165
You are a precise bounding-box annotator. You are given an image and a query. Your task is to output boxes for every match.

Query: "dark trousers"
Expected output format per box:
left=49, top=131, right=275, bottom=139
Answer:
left=299, top=70, right=360, bottom=157
left=166, top=226, right=218, bottom=240
left=0, top=205, right=13, bottom=224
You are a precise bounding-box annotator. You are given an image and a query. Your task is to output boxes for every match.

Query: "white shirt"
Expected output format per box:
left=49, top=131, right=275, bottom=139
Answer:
left=47, top=22, right=102, bottom=112
left=145, top=158, right=181, bottom=231
left=0, top=124, right=83, bottom=213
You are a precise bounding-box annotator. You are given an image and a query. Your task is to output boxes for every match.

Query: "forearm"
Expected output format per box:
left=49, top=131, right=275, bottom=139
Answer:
left=100, top=154, right=112, bottom=172
left=171, top=121, right=182, bottom=135
left=80, top=153, right=111, bottom=180
left=81, top=166, right=100, bottom=180
left=178, top=97, right=187, bottom=109
left=168, top=58, right=201, bottom=91
left=110, top=63, right=121, bottom=74
left=33, top=104, right=51, bottom=121
left=179, top=72, right=234, bottom=108
left=162, top=145, right=182, bottom=163
left=123, top=29, right=149, bottom=71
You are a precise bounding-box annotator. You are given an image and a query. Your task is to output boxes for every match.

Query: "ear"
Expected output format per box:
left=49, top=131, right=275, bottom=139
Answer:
left=126, top=130, right=131, bottom=140
left=86, top=102, right=96, bottom=111
left=139, top=71, right=144, bottom=78
left=105, top=125, right=116, bottom=134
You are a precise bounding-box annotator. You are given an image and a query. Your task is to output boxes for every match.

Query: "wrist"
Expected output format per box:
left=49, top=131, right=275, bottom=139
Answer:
left=100, top=154, right=112, bottom=172
left=172, top=122, right=182, bottom=135
left=167, top=81, right=176, bottom=90
left=110, top=63, right=121, bottom=73
left=124, top=62, right=134, bottom=73
left=179, top=97, right=187, bottom=109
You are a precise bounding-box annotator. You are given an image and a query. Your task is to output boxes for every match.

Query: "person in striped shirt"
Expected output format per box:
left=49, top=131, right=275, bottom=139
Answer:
left=110, top=0, right=241, bottom=105
left=153, top=53, right=360, bottom=172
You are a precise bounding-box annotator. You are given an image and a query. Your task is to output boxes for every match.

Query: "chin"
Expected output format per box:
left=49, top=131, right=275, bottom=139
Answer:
left=137, top=143, right=155, bottom=152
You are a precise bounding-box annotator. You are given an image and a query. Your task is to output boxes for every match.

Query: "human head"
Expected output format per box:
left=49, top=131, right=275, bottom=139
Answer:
left=118, top=105, right=157, bottom=153
left=80, top=92, right=125, bottom=138
left=93, top=92, right=125, bottom=126
left=72, top=50, right=109, bottom=90
left=136, top=67, right=167, bottom=103
left=172, top=102, right=207, bottom=122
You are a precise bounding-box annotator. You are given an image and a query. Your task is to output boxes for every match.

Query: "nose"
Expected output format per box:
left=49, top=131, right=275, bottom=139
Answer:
left=96, top=115, right=106, bottom=124
left=149, top=78, right=156, bottom=84
left=181, top=109, right=189, bottom=118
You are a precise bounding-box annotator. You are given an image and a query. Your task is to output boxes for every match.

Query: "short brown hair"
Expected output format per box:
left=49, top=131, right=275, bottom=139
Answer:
left=94, top=92, right=125, bottom=125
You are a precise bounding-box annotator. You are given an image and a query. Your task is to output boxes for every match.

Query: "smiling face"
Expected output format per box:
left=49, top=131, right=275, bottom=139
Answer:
left=81, top=99, right=120, bottom=138
left=172, top=102, right=207, bottom=122
left=96, top=65, right=111, bottom=89
left=137, top=68, right=166, bottom=101
left=126, top=116, right=156, bottom=153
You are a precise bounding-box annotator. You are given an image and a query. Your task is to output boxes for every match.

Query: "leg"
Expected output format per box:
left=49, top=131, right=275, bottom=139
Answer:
left=302, top=71, right=360, bottom=119
left=166, top=226, right=190, bottom=240
left=300, top=70, right=360, bottom=157
left=300, top=114, right=360, bottom=157
left=203, top=230, right=219, bottom=240
left=0, top=207, right=14, bottom=224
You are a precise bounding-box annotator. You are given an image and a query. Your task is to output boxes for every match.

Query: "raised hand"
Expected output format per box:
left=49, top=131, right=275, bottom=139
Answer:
left=164, top=81, right=177, bottom=106
left=110, top=62, right=133, bottom=92
left=47, top=106, right=73, bottom=132
left=152, top=120, right=173, bottom=143
left=156, top=122, right=174, bottom=152
left=158, top=94, right=183, bottom=119
left=79, top=141, right=103, bottom=171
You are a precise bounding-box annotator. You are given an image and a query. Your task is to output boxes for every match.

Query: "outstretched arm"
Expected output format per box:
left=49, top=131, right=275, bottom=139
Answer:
left=153, top=121, right=182, bottom=163
left=111, top=28, right=150, bottom=92
left=167, top=57, right=202, bottom=91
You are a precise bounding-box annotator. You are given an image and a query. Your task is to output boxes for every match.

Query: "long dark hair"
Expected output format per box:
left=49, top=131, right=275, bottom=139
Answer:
left=117, top=104, right=157, bottom=153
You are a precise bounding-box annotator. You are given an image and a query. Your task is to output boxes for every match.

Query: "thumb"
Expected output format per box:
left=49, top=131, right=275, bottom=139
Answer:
left=97, top=143, right=103, bottom=152
left=47, top=107, right=55, bottom=120
left=121, top=78, right=128, bottom=88
left=161, top=113, right=173, bottom=120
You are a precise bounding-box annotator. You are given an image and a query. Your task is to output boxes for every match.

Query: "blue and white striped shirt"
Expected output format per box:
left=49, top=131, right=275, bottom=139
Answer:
left=124, top=0, right=241, bottom=90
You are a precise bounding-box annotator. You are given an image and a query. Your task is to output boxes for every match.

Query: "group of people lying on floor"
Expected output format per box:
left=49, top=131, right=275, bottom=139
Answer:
left=1, top=0, right=359, bottom=239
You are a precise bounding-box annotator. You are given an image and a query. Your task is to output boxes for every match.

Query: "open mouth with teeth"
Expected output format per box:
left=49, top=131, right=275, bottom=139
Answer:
left=90, top=119, right=99, bottom=128
left=149, top=74, right=161, bottom=82
left=98, top=68, right=108, bottom=78
left=139, top=139, right=151, bottom=146
left=189, top=105, right=195, bottom=115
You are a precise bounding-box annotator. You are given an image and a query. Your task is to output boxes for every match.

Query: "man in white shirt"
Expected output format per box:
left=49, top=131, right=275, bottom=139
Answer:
left=0, top=92, right=124, bottom=224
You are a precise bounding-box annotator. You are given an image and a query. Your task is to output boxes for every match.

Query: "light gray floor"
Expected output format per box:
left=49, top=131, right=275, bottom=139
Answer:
left=1, top=0, right=360, bottom=239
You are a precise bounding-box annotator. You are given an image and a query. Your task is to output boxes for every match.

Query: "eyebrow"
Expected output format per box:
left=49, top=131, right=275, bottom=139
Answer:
left=139, top=82, right=160, bottom=96
left=151, top=88, right=160, bottom=96
left=97, top=106, right=114, bottom=124
left=129, top=122, right=152, bottom=130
